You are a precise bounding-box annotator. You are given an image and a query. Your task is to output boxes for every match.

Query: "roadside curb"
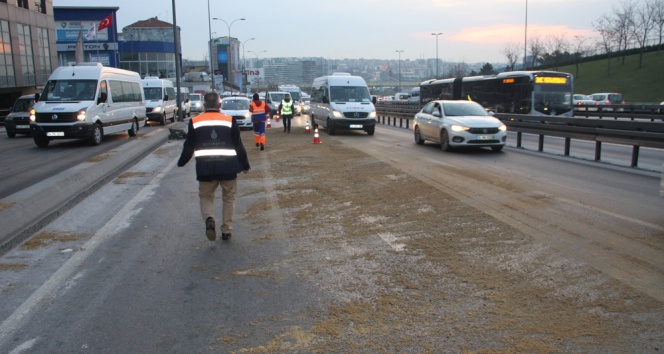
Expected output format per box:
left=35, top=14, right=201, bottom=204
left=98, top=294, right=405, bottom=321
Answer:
left=0, top=127, right=169, bottom=254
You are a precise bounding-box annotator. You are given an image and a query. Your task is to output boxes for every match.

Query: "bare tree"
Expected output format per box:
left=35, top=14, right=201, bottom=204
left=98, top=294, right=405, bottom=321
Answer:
left=501, top=42, right=521, bottom=71
left=528, top=34, right=545, bottom=68
left=449, top=62, right=468, bottom=79
left=612, top=1, right=636, bottom=64
left=651, top=0, right=664, bottom=50
left=631, top=0, right=658, bottom=68
left=594, top=14, right=617, bottom=75
left=545, top=33, right=569, bottom=70
left=571, top=35, right=591, bottom=78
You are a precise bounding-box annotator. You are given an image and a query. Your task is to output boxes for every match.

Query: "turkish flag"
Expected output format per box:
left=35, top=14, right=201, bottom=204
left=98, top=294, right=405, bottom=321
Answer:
left=97, top=14, right=112, bottom=31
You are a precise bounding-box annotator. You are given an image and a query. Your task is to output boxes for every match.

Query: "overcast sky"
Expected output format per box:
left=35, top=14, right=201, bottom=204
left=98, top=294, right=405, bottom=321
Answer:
left=55, top=0, right=631, bottom=63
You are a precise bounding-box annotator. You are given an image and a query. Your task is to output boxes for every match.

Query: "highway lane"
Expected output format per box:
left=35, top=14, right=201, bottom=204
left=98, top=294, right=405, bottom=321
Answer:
left=0, top=118, right=662, bottom=352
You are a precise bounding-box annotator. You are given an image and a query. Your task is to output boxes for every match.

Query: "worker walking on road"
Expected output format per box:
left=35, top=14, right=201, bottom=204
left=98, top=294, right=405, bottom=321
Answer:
left=177, top=91, right=250, bottom=242
left=249, top=93, right=268, bottom=150
left=278, top=93, right=294, bottom=133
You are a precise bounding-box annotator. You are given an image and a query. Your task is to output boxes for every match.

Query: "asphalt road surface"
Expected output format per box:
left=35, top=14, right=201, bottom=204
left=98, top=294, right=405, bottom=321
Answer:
left=0, top=117, right=662, bottom=352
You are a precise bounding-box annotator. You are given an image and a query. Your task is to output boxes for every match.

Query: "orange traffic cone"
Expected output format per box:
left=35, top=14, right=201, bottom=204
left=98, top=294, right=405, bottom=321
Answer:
left=305, top=121, right=310, bottom=134
left=275, top=114, right=280, bottom=122
left=267, top=117, right=272, bottom=128
left=311, top=125, right=322, bottom=144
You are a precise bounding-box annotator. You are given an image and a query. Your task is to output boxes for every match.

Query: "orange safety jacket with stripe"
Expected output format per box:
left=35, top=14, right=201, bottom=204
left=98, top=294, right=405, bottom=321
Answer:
left=249, top=100, right=268, bottom=123
left=177, top=110, right=250, bottom=181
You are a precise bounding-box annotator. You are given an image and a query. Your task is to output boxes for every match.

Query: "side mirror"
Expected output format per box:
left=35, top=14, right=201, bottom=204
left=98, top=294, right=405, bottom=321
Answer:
left=322, top=96, right=329, bottom=104
left=372, top=96, right=377, bottom=105
left=34, top=93, right=40, bottom=102
left=164, top=95, right=169, bottom=101
left=98, top=92, right=108, bottom=104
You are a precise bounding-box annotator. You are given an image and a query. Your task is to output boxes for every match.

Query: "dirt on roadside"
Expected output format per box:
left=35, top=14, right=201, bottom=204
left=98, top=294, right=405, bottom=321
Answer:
left=231, top=125, right=663, bottom=353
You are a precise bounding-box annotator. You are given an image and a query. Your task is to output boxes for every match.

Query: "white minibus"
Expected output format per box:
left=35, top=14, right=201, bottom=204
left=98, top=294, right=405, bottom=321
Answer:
left=30, top=63, right=146, bottom=147
left=142, top=76, right=177, bottom=125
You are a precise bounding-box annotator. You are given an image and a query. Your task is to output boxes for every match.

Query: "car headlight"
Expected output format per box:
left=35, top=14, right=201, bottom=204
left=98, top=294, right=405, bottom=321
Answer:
left=451, top=124, right=469, bottom=132
left=498, top=124, right=507, bottom=132
left=244, top=112, right=252, bottom=119
left=332, top=110, right=344, bottom=118
left=29, top=109, right=36, bottom=122
left=368, top=111, right=377, bottom=118
left=153, top=106, right=162, bottom=113
left=77, top=109, right=86, bottom=121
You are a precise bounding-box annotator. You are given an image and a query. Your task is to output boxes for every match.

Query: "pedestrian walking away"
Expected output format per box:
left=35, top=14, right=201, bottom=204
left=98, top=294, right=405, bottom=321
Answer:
left=177, top=91, right=251, bottom=241
left=249, top=93, right=268, bottom=150
left=278, top=93, right=294, bottom=133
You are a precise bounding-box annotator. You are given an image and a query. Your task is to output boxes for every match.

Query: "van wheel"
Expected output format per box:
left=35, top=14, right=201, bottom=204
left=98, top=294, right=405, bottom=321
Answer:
left=34, top=134, right=49, bottom=147
left=7, top=131, right=16, bottom=138
left=89, top=123, right=103, bottom=146
left=326, top=118, right=335, bottom=135
left=366, top=127, right=375, bottom=136
left=160, top=113, right=166, bottom=126
left=128, top=119, right=138, bottom=137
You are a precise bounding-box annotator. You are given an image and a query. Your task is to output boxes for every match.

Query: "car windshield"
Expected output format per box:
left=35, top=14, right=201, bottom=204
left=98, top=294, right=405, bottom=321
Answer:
left=442, top=101, right=488, bottom=117
left=143, top=87, right=163, bottom=100
left=41, top=80, right=98, bottom=102
left=330, top=86, right=371, bottom=103
left=269, top=93, right=287, bottom=102
left=284, top=91, right=301, bottom=100
left=222, top=99, right=249, bottom=110
left=12, top=98, right=34, bottom=112
left=190, top=94, right=202, bottom=101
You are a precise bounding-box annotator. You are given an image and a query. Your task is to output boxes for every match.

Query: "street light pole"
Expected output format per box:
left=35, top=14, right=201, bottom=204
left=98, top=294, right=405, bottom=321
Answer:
left=248, top=50, right=266, bottom=91
left=395, top=50, right=404, bottom=92
left=213, top=17, right=245, bottom=94
left=242, top=37, right=255, bottom=94
left=207, top=0, right=215, bottom=91
left=524, top=0, right=528, bottom=69
left=431, top=32, right=442, bottom=78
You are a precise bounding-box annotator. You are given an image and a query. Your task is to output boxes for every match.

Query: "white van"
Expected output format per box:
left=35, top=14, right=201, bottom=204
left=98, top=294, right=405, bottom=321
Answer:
left=310, top=73, right=377, bottom=135
left=142, top=77, right=176, bottom=125
left=264, top=91, right=290, bottom=118
left=30, top=63, right=146, bottom=147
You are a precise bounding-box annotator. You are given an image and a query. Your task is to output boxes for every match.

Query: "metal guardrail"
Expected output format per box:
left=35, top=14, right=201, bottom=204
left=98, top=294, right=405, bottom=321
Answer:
left=375, top=102, right=664, bottom=168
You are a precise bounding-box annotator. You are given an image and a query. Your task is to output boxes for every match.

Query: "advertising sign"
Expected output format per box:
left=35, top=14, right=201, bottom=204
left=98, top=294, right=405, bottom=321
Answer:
left=56, top=21, right=109, bottom=42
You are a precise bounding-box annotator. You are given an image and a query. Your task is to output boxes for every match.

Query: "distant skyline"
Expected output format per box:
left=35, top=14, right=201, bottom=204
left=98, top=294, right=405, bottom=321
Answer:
left=55, top=0, right=634, bottom=64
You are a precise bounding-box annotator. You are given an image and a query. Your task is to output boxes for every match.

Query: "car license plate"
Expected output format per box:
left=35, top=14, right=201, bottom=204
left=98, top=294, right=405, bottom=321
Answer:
left=349, top=124, right=363, bottom=128
left=47, top=132, right=65, bottom=137
left=16, top=125, right=30, bottom=129
left=476, top=135, right=494, bottom=140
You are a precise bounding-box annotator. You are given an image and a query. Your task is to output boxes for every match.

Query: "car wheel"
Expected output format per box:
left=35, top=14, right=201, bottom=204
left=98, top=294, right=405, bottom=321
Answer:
left=414, top=126, right=424, bottom=145
left=34, top=134, right=49, bottom=147
left=171, top=112, right=176, bottom=123
left=7, top=131, right=16, bottom=138
left=160, top=113, right=166, bottom=126
left=128, top=119, right=138, bottom=137
left=89, top=123, right=103, bottom=146
left=366, top=127, right=375, bottom=136
left=326, top=118, right=335, bottom=135
left=440, top=130, right=452, bottom=151
left=491, top=145, right=504, bottom=152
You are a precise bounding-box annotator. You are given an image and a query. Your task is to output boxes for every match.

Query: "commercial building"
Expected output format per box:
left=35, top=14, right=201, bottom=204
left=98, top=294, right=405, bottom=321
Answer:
left=0, top=0, right=57, bottom=109
left=118, top=16, right=181, bottom=79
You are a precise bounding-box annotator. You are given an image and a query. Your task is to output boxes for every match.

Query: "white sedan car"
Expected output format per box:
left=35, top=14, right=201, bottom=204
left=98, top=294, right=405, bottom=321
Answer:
left=220, top=96, right=252, bottom=130
left=413, top=100, right=507, bottom=152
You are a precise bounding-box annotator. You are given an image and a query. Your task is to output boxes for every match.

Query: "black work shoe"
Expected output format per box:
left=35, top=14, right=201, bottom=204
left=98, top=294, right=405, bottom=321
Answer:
left=255, top=143, right=259, bottom=147
left=221, top=232, right=231, bottom=240
left=260, top=144, right=264, bottom=151
left=205, top=217, right=216, bottom=241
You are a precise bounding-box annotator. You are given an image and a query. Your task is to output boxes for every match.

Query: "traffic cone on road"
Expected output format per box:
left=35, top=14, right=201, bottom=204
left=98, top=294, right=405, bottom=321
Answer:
left=275, top=114, right=280, bottom=122
left=305, top=121, right=310, bottom=134
left=267, top=117, right=272, bottom=128
left=311, top=125, right=322, bottom=144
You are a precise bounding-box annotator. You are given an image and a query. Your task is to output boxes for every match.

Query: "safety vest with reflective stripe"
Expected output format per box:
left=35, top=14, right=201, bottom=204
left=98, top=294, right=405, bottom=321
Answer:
left=250, top=101, right=268, bottom=122
left=190, top=111, right=243, bottom=176
left=281, top=100, right=293, bottom=115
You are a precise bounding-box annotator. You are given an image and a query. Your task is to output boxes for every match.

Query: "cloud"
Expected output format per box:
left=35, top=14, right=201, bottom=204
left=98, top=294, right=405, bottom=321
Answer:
left=450, top=24, right=594, bottom=44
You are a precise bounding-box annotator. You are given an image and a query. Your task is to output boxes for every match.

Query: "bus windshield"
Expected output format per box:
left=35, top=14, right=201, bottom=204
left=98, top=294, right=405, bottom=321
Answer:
left=330, top=86, right=371, bottom=103
left=532, top=80, right=573, bottom=116
left=41, top=80, right=98, bottom=102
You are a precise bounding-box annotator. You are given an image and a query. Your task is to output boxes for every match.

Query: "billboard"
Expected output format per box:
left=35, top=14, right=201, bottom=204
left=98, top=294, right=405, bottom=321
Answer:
left=56, top=21, right=109, bottom=42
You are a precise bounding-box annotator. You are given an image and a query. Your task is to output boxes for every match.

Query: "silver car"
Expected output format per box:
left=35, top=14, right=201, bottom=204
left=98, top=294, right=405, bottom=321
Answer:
left=413, top=100, right=507, bottom=152
left=220, top=96, right=252, bottom=130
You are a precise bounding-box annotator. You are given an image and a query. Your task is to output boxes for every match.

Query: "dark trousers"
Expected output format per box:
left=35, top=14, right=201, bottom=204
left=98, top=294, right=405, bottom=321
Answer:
left=282, top=114, right=293, bottom=132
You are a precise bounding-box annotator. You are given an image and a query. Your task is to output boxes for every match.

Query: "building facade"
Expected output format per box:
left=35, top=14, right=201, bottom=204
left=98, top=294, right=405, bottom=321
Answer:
left=0, top=0, right=57, bottom=108
left=119, top=17, right=181, bottom=79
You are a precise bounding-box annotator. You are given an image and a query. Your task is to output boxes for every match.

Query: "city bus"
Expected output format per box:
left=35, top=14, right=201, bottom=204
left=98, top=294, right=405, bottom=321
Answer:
left=419, top=71, right=574, bottom=117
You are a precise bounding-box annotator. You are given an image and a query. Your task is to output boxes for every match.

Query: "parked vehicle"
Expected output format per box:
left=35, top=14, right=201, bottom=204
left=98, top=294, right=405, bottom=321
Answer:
left=589, top=92, right=625, bottom=105
left=220, top=96, right=252, bottom=130
left=142, top=77, right=177, bottom=125
left=30, top=62, right=146, bottom=147
left=413, top=100, right=506, bottom=152
left=190, top=93, right=203, bottom=113
left=309, top=73, right=377, bottom=135
left=5, top=95, right=35, bottom=138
